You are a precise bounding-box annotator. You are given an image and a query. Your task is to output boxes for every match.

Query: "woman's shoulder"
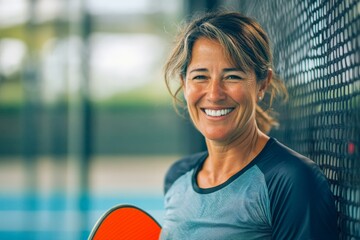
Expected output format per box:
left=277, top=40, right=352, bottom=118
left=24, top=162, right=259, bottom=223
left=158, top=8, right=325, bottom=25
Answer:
left=257, top=138, right=329, bottom=189
left=163, top=151, right=208, bottom=194
left=259, top=138, right=318, bottom=170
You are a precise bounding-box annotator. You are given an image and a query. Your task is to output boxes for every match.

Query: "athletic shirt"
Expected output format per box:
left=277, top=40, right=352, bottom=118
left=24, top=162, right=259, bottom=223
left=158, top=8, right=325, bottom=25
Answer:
left=160, top=138, right=339, bottom=240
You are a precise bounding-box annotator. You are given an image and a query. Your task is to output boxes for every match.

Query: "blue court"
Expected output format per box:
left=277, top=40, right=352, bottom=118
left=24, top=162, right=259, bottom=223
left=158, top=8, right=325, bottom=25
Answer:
left=0, top=193, right=164, bottom=240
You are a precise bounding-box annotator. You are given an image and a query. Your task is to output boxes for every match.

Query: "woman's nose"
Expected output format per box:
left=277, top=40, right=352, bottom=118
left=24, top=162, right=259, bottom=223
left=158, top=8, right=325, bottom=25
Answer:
left=207, top=80, right=226, bottom=102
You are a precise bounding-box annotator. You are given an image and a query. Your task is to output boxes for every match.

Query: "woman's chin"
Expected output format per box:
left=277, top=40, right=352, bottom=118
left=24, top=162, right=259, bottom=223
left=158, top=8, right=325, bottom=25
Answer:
left=202, top=131, right=232, bottom=143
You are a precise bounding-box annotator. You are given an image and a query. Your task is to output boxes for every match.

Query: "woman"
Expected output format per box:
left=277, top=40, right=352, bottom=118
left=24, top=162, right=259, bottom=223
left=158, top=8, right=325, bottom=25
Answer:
left=161, top=11, right=338, bottom=239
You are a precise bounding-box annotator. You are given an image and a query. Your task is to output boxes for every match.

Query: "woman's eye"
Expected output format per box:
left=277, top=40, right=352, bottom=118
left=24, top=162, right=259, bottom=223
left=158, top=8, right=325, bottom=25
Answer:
left=226, top=75, right=242, bottom=80
left=192, top=75, right=207, bottom=80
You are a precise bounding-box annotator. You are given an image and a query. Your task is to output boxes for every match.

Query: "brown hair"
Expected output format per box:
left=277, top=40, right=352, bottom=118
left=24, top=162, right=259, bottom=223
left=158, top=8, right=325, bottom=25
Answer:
left=164, top=11, right=287, bottom=133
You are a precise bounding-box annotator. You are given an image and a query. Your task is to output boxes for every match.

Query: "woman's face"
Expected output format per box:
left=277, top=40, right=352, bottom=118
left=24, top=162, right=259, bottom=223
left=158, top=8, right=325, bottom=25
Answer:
left=183, top=37, right=262, bottom=144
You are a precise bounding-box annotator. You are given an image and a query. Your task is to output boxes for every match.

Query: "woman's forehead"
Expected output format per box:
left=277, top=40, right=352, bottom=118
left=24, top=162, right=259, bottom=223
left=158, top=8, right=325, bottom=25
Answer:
left=188, top=37, right=251, bottom=73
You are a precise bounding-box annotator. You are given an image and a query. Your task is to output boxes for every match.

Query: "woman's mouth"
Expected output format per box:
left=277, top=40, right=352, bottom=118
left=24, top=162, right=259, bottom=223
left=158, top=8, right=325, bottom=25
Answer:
left=202, top=108, right=234, bottom=117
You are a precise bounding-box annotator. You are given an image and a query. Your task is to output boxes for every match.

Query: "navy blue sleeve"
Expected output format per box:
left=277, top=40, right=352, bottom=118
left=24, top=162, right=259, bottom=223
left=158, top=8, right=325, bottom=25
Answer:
left=258, top=140, right=339, bottom=240
left=163, top=151, right=207, bottom=194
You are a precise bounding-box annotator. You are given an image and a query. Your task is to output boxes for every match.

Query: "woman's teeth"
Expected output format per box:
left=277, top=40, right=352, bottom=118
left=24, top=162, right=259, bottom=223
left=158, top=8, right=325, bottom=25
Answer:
left=204, top=108, right=233, bottom=117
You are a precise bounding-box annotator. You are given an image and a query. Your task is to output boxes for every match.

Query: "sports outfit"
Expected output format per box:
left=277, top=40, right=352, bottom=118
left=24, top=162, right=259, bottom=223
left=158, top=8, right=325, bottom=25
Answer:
left=160, top=138, right=338, bottom=240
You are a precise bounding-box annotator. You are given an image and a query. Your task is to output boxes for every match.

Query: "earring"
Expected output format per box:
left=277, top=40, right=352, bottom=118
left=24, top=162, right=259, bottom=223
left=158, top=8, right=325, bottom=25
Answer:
left=258, top=96, right=262, bottom=101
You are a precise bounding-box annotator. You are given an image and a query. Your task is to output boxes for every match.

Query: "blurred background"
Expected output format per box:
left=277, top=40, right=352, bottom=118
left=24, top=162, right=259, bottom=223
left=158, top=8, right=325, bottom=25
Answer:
left=0, top=0, right=359, bottom=239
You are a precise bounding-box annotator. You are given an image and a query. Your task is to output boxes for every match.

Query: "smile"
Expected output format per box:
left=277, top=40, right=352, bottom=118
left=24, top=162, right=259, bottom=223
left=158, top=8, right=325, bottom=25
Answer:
left=203, top=108, right=234, bottom=117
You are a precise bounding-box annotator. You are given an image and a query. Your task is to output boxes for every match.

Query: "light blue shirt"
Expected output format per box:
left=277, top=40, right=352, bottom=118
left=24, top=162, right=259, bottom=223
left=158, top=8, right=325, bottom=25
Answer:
left=161, top=165, right=272, bottom=240
left=160, top=138, right=339, bottom=240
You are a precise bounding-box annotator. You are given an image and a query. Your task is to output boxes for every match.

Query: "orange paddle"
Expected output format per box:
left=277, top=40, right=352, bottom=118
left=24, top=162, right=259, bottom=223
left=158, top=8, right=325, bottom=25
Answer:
left=88, top=204, right=162, bottom=240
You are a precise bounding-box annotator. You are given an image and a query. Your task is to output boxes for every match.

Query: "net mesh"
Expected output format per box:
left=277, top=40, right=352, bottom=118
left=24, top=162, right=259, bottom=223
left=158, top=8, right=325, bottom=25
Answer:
left=237, top=0, right=360, bottom=239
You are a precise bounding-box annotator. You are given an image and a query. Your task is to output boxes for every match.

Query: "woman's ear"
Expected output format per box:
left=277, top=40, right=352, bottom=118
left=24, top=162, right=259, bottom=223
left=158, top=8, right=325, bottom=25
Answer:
left=258, top=68, right=272, bottom=100
left=180, top=74, right=187, bottom=101
left=261, top=68, right=272, bottom=91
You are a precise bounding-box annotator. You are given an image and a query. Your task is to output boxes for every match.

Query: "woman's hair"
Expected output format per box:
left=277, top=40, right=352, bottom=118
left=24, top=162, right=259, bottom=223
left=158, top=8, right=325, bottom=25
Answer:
left=164, top=11, right=288, bottom=133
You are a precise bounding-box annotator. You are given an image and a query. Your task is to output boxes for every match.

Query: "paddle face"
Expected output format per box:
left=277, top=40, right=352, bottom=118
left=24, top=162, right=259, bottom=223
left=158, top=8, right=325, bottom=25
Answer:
left=88, top=204, right=162, bottom=240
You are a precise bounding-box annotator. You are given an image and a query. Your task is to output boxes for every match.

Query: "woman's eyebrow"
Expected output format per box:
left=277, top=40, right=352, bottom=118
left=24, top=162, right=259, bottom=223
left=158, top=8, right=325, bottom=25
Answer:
left=188, top=68, right=208, bottom=74
left=189, top=68, right=243, bottom=73
left=223, top=68, right=243, bottom=72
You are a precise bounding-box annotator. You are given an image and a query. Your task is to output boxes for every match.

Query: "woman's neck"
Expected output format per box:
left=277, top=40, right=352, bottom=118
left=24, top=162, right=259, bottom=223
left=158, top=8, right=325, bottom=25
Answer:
left=198, top=126, right=269, bottom=188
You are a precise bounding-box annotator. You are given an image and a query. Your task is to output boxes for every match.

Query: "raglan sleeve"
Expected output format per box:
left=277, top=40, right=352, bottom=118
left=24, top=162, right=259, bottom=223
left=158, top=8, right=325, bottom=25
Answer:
left=267, top=157, right=339, bottom=240
left=163, top=152, right=206, bottom=194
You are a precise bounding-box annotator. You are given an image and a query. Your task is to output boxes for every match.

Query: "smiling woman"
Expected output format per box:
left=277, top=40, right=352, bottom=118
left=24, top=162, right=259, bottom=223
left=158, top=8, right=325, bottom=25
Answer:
left=183, top=37, right=261, bottom=144
left=161, top=11, right=339, bottom=240
left=165, top=13, right=287, bottom=134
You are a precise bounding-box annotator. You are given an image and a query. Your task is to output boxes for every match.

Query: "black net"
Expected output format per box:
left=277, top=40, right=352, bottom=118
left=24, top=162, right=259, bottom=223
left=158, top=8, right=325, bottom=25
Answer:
left=235, top=0, right=360, bottom=239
